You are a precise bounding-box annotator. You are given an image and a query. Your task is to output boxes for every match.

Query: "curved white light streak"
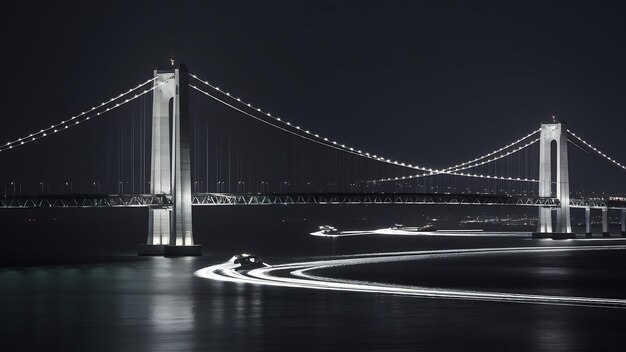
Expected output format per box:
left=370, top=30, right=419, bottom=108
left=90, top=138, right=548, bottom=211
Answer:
left=309, top=230, right=374, bottom=237
left=567, top=129, right=626, bottom=172
left=310, top=229, right=499, bottom=237
left=0, top=76, right=161, bottom=153
left=196, top=245, right=626, bottom=309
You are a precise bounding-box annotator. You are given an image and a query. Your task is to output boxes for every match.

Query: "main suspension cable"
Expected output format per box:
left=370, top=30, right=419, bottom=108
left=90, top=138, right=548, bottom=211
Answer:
left=567, top=129, right=626, bottom=173
left=444, top=129, right=540, bottom=172
left=372, top=138, right=540, bottom=183
left=189, top=73, right=438, bottom=172
left=0, top=76, right=169, bottom=153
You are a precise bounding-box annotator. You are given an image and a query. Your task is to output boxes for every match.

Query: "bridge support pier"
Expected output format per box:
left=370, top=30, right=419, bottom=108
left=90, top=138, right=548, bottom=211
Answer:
left=585, top=207, right=592, bottom=237
left=534, top=121, right=572, bottom=239
left=138, top=64, right=201, bottom=257
left=622, top=209, right=626, bottom=237
left=139, top=207, right=171, bottom=256
left=602, top=207, right=609, bottom=237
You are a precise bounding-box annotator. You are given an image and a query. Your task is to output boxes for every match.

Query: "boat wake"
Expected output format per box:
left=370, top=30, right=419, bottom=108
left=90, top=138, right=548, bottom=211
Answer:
left=195, top=245, right=626, bottom=309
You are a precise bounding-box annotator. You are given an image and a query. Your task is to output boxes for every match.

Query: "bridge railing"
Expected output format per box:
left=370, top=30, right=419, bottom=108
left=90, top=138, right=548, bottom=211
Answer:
left=570, top=198, right=626, bottom=209
left=191, top=193, right=560, bottom=207
left=0, top=194, right=170, bottom=208
left=0, top=192, right=570, bottom=208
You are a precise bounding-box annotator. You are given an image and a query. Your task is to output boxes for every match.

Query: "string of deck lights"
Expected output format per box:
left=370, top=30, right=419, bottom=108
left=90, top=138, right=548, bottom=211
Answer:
left=0, top=77, right=169, bottom=153
left=189, top=73, right=435, bottom=172
left=373, top=138, right=540, bottom=183
left=567, top=130, right=626, bottom=172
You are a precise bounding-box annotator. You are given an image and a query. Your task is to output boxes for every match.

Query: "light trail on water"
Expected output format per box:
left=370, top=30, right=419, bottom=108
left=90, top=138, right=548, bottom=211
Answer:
left=309, top=229, right=514, bottom=237
left=195, top=245, right=626, bottom=309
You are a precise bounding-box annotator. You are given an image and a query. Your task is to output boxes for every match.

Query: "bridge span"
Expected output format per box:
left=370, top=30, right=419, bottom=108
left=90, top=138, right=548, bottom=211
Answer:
left=3, top=193, right=626, bottom=209
left=2, top=63, right=626, bottom=254
left=3, top=193, right=624, bottom=240
left=1, top=192, right=560, bottom=208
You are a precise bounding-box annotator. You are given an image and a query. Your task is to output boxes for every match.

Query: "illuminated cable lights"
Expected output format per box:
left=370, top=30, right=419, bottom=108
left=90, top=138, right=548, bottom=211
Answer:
left=436, top=138, right=539, bottom=174
left=189, top=84, right=411, bottom=164
left=373, top=138, right=540, bottom=183
left=189, top=73, right=435, bottom=172
left=373, top=171, right=538, bottom=184
left=188, top=80, right=436, bottom=171
left=567, top=130, right=626, bottom=172
left=0, top=78, right=169, bottom=153
left=442, top=129, right=541, bottom=172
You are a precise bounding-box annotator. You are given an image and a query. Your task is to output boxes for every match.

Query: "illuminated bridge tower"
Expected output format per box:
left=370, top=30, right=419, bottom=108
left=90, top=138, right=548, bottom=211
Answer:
left=139, top=64, right=201, bottom=256
left=535, top=120, right=572, bottom=237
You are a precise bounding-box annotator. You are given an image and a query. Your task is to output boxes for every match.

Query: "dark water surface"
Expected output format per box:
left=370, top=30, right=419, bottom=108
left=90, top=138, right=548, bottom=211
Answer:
left=2, top=207, right=626, bottom=351
left=2, top=245, right=626, bottom=351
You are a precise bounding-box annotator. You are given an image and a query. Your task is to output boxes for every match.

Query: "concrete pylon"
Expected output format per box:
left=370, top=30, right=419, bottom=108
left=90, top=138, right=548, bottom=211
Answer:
left=139, top=64, right=201, bottom=256
left=534, top=121, right=572, bottom=238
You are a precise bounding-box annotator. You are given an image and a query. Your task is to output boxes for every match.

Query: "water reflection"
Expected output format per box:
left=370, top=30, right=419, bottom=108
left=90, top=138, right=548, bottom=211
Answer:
left=1, top=248, right=626, bottom=351
left=145, top=258, right=197, bottom=352
left=530, top=306, right=575, bottom=351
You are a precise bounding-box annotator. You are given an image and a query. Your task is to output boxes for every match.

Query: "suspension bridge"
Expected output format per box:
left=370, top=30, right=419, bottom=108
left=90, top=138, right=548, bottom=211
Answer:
left=1, top=63, right=625, bottom=256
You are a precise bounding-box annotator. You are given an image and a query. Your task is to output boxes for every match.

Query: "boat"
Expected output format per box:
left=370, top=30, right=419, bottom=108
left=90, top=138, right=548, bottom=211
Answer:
left=417, top=224, right=436, bottom=232
left=389, top=223, right=436, bottom=232
left=231, top=253, right=269, bottom=271
left=319, top=225, right=339, bottom=234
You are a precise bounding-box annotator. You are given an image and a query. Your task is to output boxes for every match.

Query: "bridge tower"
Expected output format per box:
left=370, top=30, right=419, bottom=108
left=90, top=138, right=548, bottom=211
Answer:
left=138, top=64, right=201, bottom=256
left=536, top=120, right=572, bottom=236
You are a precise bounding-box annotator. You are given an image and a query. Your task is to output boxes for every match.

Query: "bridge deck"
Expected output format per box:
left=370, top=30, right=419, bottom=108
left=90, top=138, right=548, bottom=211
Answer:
left=193, top=193, right=560, bottom=207
left=1, top=193, right=624, bottom=209
left=0, top=193, right=567, bottom=208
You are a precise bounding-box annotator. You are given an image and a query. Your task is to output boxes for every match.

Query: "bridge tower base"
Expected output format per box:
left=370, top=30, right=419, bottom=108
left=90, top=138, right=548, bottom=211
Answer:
left=141, top=244, right=202, bottom=257
left=531, top=231, right=574, bottom=240
left=139, top=207, right=171, bottom=255
left=534, top=121, right=572, bottom=239
left=138, top=64, right=201, bottom=257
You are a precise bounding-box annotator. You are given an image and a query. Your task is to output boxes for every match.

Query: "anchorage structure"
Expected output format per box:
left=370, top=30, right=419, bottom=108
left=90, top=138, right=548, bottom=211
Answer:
left=535, top=121, right=572, bottom=236
left=139, top=64, right=200, bottom=256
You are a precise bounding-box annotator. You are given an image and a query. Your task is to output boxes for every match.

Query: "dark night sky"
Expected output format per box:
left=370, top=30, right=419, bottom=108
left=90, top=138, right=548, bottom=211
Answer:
left=1, top=0, right=626, bottom=193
